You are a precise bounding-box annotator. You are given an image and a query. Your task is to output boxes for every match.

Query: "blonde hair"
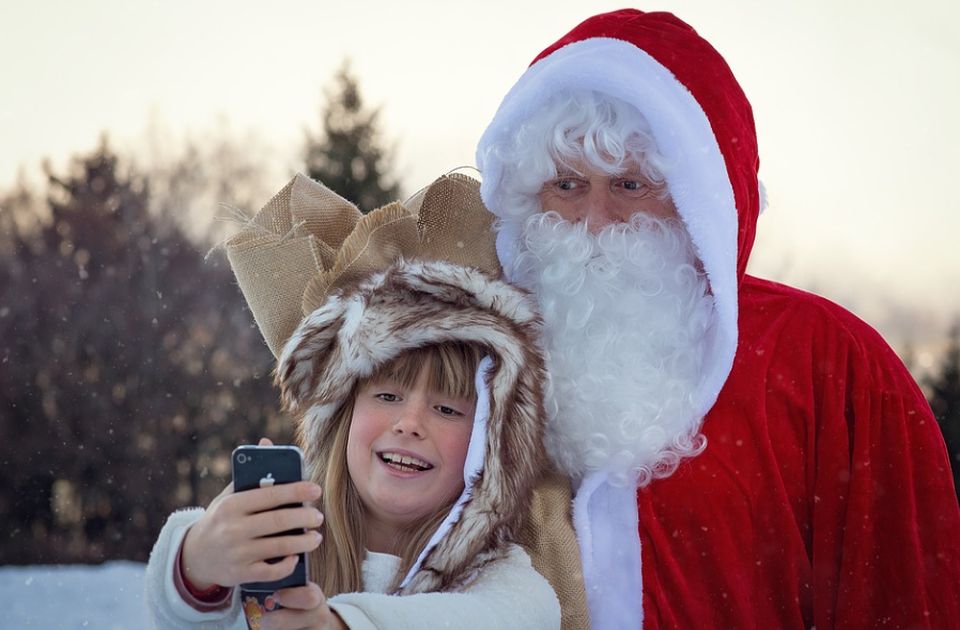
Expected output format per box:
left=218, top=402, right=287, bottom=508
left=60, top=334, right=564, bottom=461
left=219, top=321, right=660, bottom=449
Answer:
left=303, top=342, right=485, bottom=595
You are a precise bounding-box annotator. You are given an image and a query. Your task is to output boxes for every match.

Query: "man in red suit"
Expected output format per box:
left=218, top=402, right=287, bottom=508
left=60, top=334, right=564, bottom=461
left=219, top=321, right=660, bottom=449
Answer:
left=476, top=9, right=960, bottom=629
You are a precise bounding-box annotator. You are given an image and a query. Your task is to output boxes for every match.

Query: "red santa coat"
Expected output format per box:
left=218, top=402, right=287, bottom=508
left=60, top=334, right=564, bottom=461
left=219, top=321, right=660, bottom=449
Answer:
left=639, top=276, right=960, bottom=629
left=478, top=9, right=960, bottom=630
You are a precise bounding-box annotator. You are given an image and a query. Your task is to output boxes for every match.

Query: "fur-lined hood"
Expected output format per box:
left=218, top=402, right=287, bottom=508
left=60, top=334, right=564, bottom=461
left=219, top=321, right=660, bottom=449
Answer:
left=274, top=258, right=546, bottom=594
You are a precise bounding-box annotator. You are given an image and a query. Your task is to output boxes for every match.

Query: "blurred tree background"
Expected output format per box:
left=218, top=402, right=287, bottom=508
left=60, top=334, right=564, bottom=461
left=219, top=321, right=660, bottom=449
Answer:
left=305, top=60, right=400, bottom=213
left=927, top=322, right=960, bottom=500
left=0, top=62, right=957, bottom=567
left=0, top=63, right=402, bottom=564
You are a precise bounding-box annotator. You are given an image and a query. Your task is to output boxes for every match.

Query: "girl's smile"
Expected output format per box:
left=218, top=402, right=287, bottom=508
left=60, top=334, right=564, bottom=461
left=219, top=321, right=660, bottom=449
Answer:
left=377, top=449, right=435, bottom=473
left=346, top=363, right=477, bottom=547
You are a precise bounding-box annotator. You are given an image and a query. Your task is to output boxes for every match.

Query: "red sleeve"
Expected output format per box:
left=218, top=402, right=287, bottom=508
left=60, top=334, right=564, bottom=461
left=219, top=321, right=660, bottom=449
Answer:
left=174, top=534, right=233, bottom=611
left=810, top=331, right=960, bottom=629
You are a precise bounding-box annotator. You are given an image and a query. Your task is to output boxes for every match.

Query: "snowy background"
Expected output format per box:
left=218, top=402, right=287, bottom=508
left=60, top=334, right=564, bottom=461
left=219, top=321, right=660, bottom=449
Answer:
left=0, top=562, right=147, bottom=629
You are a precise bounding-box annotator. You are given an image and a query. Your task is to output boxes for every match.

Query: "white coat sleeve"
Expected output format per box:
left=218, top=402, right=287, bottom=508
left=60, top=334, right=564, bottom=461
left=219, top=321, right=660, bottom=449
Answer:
left=328, top=545, right=561, bottom=630
left=143, top=507, right=246, bottom=630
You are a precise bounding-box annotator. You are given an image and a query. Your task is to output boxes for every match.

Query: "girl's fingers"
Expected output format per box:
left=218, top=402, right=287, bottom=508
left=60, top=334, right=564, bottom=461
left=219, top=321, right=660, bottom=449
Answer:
left=244, top=554, right=301, bottom=584
left=274, top=582, right=325, bottom=611
left=260, top=583, right=337, bottom=630
left=246, top=505, right=324, bottom=539
left=225, top=480, right=322, bottom=515
left=245, top=530, right=322, bottom=564
left=258, top=437, right=274, bottom=446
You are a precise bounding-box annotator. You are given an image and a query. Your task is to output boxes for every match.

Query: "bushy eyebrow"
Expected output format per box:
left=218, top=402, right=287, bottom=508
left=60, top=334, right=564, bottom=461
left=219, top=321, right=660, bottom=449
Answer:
left=553, top=166, right=583, bottom=178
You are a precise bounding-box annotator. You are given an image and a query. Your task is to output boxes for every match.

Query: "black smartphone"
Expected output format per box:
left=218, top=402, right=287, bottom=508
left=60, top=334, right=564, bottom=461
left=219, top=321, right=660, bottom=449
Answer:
left=231, top=445, right=308, bottom=621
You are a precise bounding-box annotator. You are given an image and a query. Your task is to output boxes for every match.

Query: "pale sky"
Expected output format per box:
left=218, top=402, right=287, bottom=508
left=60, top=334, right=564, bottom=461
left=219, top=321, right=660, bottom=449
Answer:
left=2, top=0, right=959, bottom=367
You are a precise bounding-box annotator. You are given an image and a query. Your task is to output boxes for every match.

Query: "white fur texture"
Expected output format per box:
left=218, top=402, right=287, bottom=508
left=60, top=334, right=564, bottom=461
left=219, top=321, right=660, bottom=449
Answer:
left=504, top=211, right=713, bottom=486
left=487, top=91, right=671, bottom=226
left=477, top=39, right=738, bottom=420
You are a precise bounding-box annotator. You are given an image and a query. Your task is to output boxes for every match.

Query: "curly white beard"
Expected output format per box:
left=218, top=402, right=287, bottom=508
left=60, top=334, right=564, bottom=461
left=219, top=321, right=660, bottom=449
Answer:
left=504, top=211, right=714, bottom=486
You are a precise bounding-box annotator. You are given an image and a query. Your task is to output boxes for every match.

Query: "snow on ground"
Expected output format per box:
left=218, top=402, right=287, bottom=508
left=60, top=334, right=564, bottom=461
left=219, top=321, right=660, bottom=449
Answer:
left=0, top=561, right=148, bottom=629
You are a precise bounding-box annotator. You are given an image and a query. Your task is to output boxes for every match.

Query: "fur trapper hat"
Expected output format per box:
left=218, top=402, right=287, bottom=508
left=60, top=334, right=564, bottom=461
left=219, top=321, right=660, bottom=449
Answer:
left=228, top=173, right=547, bottom=594
left=275, top=259, right=546, bottom=593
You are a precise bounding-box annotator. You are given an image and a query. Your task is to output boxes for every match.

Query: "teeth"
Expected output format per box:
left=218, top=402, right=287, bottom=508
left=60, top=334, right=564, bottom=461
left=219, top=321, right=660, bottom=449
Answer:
left=381, top=452, right=432, bottom=470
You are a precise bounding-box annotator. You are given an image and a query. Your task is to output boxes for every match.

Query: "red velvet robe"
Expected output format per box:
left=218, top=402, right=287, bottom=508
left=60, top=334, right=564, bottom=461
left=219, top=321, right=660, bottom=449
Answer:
left=639, top=275, right=960, bottom=629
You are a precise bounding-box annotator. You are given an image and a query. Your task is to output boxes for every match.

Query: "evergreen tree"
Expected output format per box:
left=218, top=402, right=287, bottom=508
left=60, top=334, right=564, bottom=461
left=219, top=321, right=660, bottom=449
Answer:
left=0, top=140, right=285, bottom=564
left=927, top=320, right=960, bottom=501
left=305, top=61, right=401, bottom=212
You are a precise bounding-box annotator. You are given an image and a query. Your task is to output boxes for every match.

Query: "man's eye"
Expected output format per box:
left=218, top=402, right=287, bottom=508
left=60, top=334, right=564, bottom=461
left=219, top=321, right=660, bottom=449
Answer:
left=552, top=177, right=585, bottom=192
left=617, top=179, right=648, bottom=193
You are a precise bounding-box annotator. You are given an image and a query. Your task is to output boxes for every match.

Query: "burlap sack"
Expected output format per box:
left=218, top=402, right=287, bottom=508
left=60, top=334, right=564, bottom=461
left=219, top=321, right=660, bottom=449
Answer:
left=224, top=172, right=589, bottom=629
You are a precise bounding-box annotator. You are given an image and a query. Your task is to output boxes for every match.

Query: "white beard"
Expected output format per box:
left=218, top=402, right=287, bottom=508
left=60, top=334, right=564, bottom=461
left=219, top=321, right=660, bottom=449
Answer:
left=503, top=212, right=715, bottom=486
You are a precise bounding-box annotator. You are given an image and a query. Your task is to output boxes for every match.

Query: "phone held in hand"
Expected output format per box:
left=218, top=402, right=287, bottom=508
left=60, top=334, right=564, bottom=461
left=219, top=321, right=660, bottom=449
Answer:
left=231, top=444, right=309, bottom=622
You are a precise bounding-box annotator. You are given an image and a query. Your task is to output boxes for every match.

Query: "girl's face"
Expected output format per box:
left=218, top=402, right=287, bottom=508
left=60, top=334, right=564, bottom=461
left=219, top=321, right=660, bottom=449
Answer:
left=347, top=363, right=476, bottom=541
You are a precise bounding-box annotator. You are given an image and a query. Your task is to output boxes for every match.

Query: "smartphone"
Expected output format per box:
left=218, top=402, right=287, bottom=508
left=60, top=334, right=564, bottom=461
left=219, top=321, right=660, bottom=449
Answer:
left=231, top=445, right=309, bottom=621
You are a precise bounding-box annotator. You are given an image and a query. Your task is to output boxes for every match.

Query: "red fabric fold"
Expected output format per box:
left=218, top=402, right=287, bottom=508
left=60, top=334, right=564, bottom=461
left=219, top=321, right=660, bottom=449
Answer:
left=638, top=276, right=960, bottom=629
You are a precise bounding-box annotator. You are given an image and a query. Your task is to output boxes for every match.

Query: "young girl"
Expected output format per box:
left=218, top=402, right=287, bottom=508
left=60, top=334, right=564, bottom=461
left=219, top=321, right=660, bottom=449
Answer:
left=144, top=175, right=562, bottom=629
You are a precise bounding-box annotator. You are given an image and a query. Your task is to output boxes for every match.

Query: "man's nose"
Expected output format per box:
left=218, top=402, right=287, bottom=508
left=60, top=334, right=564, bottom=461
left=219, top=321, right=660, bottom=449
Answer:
left=582, top=187, right=623, bottom=233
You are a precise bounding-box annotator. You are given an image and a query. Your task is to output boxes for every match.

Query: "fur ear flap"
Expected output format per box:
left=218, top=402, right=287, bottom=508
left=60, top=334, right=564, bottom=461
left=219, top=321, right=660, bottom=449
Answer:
left=274, top=296, right=348, bottom=411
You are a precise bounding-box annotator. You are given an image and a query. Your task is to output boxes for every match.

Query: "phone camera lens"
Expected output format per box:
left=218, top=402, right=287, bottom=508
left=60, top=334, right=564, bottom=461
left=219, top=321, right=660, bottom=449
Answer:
left=237, top=453, right=248, bottom=464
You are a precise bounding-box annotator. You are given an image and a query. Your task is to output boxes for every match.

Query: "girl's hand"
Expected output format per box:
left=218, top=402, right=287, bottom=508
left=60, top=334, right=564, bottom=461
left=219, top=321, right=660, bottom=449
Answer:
left=259, top=583, right=347, bottom=630
left=180, top=439, right=323, bottom=590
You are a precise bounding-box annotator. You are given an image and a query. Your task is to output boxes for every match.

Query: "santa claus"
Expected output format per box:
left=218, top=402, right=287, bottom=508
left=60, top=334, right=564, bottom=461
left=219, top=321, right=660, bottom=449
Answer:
left=476, top=9, right=960, bottom=630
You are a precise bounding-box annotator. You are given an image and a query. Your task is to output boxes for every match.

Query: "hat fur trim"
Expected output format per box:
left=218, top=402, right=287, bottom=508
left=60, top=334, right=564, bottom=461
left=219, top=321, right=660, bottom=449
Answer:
left=275, top=259, right=546, bottom=594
